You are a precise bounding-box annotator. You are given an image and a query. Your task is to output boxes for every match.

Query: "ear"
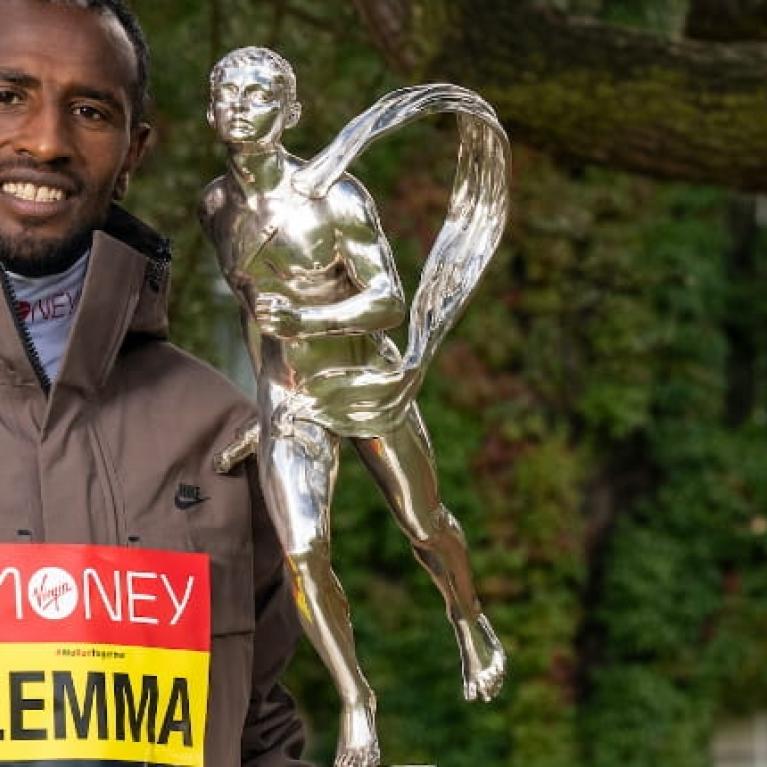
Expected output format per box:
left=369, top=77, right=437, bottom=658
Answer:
left=285, top=101, right=302, bottom=130
left=207, top=105, right=215, bottom=129
left=113, top=122, right=152, bottom=201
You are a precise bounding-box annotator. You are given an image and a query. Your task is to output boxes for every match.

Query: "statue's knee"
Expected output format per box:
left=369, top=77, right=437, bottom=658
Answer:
left=278, top=514, right=328, bottom=559
left=287, top=539, right=330, bottom=571
left=285, top=539, right=346, bottom=604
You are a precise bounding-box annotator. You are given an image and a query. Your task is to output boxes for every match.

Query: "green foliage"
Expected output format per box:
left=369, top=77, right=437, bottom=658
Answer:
left=578, top=184, right=767, bottom=767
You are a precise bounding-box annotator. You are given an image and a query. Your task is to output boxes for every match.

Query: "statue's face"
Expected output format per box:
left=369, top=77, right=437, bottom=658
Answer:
left=209, top=65, right=292, bottom=148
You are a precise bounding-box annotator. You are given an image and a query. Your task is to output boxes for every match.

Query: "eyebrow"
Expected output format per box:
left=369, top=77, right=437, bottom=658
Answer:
left=0, top=68, right=38, bottom=88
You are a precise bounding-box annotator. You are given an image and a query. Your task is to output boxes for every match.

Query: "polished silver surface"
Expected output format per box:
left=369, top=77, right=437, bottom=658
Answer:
left=201, top=47, right=510, bottom=767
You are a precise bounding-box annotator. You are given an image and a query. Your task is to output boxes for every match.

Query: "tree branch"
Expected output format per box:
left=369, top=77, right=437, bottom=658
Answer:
left=685, top=0, right=767, bottom=41
left=354, top=0, right=767, bottom=191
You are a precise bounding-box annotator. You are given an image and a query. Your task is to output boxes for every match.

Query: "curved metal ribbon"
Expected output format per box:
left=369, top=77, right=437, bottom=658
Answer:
left=276, top=84, right=512, bottom=438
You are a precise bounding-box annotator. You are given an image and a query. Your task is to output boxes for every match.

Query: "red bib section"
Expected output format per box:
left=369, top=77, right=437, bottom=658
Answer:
left=0, top=544, right=210, bottom=767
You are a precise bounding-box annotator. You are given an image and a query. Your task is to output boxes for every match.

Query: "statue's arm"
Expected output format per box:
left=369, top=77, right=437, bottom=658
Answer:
left=198, top=178, right=243, bottom=299
left=284, top=179, right=406, bottom=337
left=198, top=177, right=226, bottom=247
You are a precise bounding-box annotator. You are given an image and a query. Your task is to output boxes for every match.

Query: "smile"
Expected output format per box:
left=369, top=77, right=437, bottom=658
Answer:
left=1, top=182, right=67, bottom=203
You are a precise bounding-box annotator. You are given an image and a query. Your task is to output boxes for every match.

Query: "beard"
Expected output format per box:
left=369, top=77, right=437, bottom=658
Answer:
left=0, top=156, right=101, bottom=277
left=0, top=226, right=95, bottom=277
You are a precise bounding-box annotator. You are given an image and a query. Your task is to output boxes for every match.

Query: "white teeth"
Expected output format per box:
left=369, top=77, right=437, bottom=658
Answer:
left=1, top=182, right=65, bottom=202
left=34, top=186, right=64, bottom=202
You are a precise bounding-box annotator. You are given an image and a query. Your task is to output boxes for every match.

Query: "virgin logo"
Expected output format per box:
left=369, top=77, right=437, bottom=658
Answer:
left=1, top=565, right=195, bottom=625
left=28, top=567, right=79, bottom=620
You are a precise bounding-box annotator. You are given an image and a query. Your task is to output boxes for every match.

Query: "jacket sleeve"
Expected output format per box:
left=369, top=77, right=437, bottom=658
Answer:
left=241, top=459, right=314, bottom=767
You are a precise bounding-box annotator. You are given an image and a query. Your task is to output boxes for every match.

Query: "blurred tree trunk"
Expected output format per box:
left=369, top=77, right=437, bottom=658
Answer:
left=722, top=196, right=758, bottom=426
left=683, top=0, right=762, bottom=426
left=352, top=0, right=767, bottom=191
left=209, top=0, right=223, bottom=64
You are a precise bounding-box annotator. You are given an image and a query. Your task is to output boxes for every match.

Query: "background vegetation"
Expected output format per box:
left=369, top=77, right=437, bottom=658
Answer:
left=126, top=1, right=767, bottom=765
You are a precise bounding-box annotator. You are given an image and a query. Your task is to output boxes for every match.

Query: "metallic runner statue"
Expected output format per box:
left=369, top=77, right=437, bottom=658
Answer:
left=200, top=47, right=511, bottom=767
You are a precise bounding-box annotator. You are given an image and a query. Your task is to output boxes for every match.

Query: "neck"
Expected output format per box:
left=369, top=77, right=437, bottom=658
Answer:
left=229, top=144, right=287, bottom=193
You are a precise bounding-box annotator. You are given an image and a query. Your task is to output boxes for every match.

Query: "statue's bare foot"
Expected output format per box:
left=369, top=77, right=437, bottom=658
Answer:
left=455, top=613, right=506, bottom=702
left=334, top=698, right=380, bottom=767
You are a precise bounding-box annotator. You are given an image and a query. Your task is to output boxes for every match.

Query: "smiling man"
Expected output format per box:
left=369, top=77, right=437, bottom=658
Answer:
left=0, top=2, right=308, bottom=766
left=0, top=0, right=147, bottom=273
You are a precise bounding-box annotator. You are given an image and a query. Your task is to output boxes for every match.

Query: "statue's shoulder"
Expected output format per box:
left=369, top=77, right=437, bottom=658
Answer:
left=324, top=171, right=378, bottom=224
left=201, top=175, right=228, bottom=211
left=199, top=176, right=228, bottom=234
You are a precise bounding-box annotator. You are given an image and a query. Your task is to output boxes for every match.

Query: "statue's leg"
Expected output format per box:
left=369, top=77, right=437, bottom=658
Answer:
left=352, top=404, right=506, bottom=703
left=259, top=426, right=379, bottom=767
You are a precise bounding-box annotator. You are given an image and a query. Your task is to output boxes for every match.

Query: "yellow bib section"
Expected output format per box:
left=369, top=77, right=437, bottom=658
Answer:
left=0, top=643, right=209, bottom=766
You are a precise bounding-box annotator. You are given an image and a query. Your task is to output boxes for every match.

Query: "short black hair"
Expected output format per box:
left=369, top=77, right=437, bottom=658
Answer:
left=48, top=0, right=150, bottom=124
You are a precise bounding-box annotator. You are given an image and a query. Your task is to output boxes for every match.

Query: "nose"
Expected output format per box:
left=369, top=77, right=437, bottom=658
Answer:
left=233, top=95, right=249, bottom=113
left=12, top=99, right=72, bottom=163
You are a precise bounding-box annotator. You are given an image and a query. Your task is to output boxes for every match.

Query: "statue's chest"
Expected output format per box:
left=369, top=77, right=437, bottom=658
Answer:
left=231, top=201, right=341, bottom=286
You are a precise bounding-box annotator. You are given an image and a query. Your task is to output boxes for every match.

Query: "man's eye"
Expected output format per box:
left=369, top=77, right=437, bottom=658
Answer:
left=72, top=104, right=107, bottom=121
left=0, top=89, right=23, bottom=106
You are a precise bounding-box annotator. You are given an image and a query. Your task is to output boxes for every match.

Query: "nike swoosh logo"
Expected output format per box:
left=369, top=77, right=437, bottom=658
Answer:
left=174, top=493, right=209, bottom=510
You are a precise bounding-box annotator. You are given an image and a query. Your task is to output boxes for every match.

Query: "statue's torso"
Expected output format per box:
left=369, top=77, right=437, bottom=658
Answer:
left=210, top=170, right=398, bottom=394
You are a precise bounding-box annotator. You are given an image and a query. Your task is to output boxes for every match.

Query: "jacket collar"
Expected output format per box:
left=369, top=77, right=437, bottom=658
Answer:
left=101, top=204, right=172, bottom=343
left=0, top=205, right=171, bottom=395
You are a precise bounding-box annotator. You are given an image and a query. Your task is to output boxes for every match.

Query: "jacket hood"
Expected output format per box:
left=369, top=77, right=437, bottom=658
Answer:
left=100, top=204, right=172, bottom=342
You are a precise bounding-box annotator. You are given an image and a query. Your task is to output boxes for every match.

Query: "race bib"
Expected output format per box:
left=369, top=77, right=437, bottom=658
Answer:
left=0, top=544, right=210, bottom=766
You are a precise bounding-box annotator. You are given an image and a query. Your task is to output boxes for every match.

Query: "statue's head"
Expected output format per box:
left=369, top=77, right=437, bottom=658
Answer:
left=208, top=47, right=301, bottom=148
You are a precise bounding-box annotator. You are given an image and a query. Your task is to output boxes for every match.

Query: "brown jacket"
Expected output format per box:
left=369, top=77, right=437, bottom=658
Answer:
left=0, top=206, right=308, bottom=766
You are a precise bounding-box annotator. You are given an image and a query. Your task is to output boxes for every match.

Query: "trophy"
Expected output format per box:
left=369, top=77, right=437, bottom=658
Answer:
left=200, top=47, right=511, bottom=767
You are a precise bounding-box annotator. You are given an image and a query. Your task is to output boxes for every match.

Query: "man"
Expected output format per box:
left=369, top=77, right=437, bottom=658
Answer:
left=0, top=2, right=307, bottom=765
left=201, top=47, right=505, bottom=767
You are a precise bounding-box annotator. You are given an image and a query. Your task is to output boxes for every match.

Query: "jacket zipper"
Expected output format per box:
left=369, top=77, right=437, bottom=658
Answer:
left=0, top=264, right=51, bottom=394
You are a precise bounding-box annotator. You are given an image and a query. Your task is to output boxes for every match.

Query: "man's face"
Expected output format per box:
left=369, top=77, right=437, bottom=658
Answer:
left=0, top=0, right=149, bottom=266
left=209, top=65, right=292, bottom=150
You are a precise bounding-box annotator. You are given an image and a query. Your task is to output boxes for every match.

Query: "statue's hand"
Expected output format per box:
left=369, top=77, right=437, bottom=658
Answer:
left=213, top=422, right=260, bottom=474
left=253, top=292, right=302, bottom=338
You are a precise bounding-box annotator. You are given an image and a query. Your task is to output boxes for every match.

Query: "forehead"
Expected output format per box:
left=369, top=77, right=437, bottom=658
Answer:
left=0, top=0, right=137, bottom=97
left=214, top=66, right=286, bottom=91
